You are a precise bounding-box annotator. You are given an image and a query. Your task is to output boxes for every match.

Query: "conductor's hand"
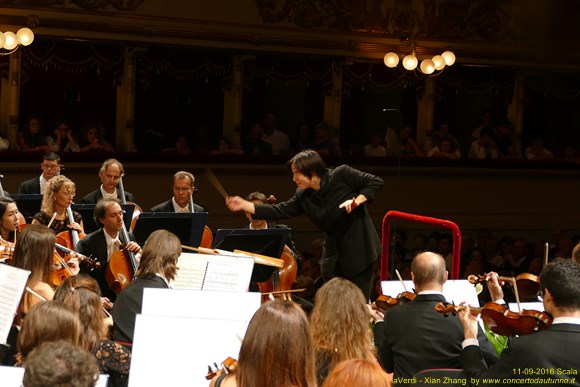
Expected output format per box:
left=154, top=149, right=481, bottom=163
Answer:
left=226, top=196, right=254, bottom=214
left=339, top=197, right=359, bottom=214
left=457, top=304, right=479, bottom=340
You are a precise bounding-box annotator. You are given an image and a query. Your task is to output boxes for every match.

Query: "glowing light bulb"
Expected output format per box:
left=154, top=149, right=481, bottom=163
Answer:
left=383, top=52, right=399, bottom=68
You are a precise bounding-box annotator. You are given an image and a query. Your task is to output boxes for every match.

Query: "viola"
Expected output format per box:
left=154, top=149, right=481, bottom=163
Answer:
left=435, top=301, right=552, bottom=336
left=205, top=357, right=237, bottom=380
left=373, top=291, right=416, bottom=313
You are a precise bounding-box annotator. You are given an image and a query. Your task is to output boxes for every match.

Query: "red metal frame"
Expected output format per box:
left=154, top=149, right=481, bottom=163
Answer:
left=381, top=210, right=462, bottom=281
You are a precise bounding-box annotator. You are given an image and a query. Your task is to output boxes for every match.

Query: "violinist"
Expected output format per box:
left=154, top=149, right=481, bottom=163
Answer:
left=76, top=198, right=142, bottom=300
left=80, top=159, right=134, bottom=204
left=226, top=149, right=383, bottom=300
left=12, top=225, right=80, bottom=315
left=112, top=230, right=181, bottom=344
left=0, top=197, right=19, bottom=243
left=149, top=171, right=204, bottom=212
left=459, top=259, right=580, bottom=385
left=17, top=152, right=62, bottom=195
left=31, top=175, right=84, bottom=235
left=372, top=252, right=497, bottom=378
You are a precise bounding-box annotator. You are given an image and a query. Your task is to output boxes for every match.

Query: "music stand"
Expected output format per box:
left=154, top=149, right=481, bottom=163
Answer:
left=212, top=228, right=289, bottom=282
left=10, top=194, right=42, bottom=223
left=72, top=204, right=135, bottom=234
left=133, top=212, right=208, bottom=247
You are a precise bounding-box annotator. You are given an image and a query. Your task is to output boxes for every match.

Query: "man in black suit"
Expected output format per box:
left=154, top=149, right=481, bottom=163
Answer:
left=150, top=171, right=204, bottom=213
left=77, top=197, right=142, bottom=301
left=80, top=159, right=134, bottom=204
left=112, top=229, right=181, bottom=344
left=372, top=251, right=497, bottom=378
left=459, top=259, right=580, bottom=386
left=17, top=152, right=61, bottom=194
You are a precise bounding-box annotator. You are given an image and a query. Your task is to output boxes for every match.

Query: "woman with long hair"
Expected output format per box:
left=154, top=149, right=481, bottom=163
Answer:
left=210, top=300, right=316, bottom=387
left=55, top=275, right=131, bottom=386
left=322, top=359, right=391, bottom=387
left=32, top=175, right=84, bottom=235
left=310, top=277, right=377, bottom=385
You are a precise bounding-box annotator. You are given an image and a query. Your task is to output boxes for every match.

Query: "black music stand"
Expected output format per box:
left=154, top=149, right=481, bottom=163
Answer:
left=212, top=228, right=289, bottom=282
left=72, top=203, right=135, bottom=234
left=10, top=194, right=43, bottom=223
left=133, top=212, right=208, bottom=247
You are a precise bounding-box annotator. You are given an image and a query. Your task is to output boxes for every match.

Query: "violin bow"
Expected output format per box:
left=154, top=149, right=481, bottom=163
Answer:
left=395, top=269, right=408, bottom=292
left=543, top=242, right=549, bottom=268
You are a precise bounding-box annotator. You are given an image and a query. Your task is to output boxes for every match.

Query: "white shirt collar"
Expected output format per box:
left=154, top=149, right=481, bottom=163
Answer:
left=100, top=185, right=117, bottom=200
left=172, top=197, right=192, bottom=213
left=553, top=316, right=580, bottom=325
left=39, top=174, right=48, bottom=192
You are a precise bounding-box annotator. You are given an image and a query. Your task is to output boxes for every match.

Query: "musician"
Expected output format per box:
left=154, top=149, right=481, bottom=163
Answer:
left=76, top=198, right=142, bottom=300
left=372, top=251, right=497, bottom=378
left=31, top=175, right=84, bottom=235
left=243, top=191, right=298, bottom=256
left=0, top=196, right=19, bottom=243
left=112, top=230, right=181, bottom=344
left=226, top=149, right=382, bottom=299
left=17, top=152, right=62, bottom=195
left=80, top=159, right=134, bottom=204
left=459, top=259, right=580, bottom=385
left=149, top=171, right=204, bottom=212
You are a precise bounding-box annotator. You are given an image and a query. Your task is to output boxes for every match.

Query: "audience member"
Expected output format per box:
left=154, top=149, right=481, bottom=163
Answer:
left=22, top=340, right=99, bottom=387
left=163, top=133, right=192, bottom=154
left=495, top=119, right=519, bottom=158
left=17, top=152, right=62, bottom=195
left=18, top=116, right=51, bottom=152
left=525, top=137, right=554, bottom=160
left=467, top=127, right=498, bottom=159
left=372, top=252, right=497, bottom=378
left=241, top=122, right=273, bottom=155
left=399, top=125, right=422, bottom=157
left=210, top=136, right=244, bottom=155
left=291, top=122, right=314, bottom=153
left=471, top=110, right=495, bottom=143
left=262, top=111, right=291, bottom=155
left=310, top=278, right=377, bottom=385
left=46, top=120, right=80, bottom=152
left=0, top=133, right=9, bottom=151
left=209, top=300, right=316, bottom=387
left=459, top=260, right=580, bottom=384
left=363, top=132, right=387, bottom=157
left=78, top=123, right=115, bottom=152
left=321, top=359, right=391, bottom=387
left=427, top=137, right=460, bottom=159
left=425, top=122, right=458, bottom=153
left=312, top=120, right=337, bottom=156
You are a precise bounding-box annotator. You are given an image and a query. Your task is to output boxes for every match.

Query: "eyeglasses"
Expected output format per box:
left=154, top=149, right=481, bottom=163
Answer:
left=42, top=163, right=61, bottom=170
left=61, top=191, right=76, bottom=198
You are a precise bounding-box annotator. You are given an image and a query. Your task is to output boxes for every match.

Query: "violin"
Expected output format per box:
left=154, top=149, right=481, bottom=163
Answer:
left=206, top=357, right=238, bottom=381
left=468, top=273, right=540, bottom=302
left=0, top=238, right=15, bottom=264
left=373, top=291, right=416, bottom=313
left=435, top=301, right=552, bottom=336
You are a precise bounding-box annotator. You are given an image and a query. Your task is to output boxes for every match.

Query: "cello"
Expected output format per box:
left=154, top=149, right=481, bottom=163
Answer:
left=117, top=173, right=143, bottom=233
left=105, top=217, right=139, bottom=296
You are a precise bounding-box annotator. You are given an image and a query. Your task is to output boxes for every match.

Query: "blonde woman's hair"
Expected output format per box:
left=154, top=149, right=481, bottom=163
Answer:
left=41, top=175, right=75, bottom=215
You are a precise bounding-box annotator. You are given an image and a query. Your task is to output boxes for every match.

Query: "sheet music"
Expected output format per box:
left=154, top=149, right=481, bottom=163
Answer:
left=172, top=252, right=254, bottom=292
left=0, top=265, right=30, bottom=345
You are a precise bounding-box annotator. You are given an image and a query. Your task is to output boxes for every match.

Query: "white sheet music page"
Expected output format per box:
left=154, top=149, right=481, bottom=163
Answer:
left=0, top=265, right=30, bottom=344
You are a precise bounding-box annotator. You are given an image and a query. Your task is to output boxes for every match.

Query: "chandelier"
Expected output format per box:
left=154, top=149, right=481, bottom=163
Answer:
left=0, top=27, right=34, bottom=55
left=383, top=42, right=456, bottom=75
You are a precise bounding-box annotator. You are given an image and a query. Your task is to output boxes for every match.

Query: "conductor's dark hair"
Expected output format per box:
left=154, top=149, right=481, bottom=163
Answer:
left=286, top=149, right=328, bottom=179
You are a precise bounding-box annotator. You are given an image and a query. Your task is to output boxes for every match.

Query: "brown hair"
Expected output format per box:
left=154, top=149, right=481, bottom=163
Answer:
left=236, top=300, right=316, bottom=387
left=93, top=197, right=122, bottom=226
left=137, top=229, right=181, bottom=281
left=41, top=175, right=75, bottom=215
left=321, top=359, right=390, bottom=387
left=17, top=301, right=80, bottom=361
left=13, top=224, right=55, bottom=287
left=99, top=158, right=124, bottom=175
left=311, top=278, right=375, bottom=379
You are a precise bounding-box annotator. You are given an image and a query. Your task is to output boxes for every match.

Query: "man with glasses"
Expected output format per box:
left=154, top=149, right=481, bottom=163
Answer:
left=459, top=260, right=580, bottom=385
left=150, top=171, right=204, bottom=213
left=17, top=152, right=62, bottom=194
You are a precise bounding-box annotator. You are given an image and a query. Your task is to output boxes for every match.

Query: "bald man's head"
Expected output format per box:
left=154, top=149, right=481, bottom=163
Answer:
left=411, top=252, right=447, bottom=291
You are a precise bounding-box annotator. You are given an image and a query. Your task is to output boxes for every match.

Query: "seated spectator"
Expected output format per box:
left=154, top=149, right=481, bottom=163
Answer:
left=363, top=132, right=387, bottom=157
left=399, top=125, right=422, bottom=157
left=321, top=359, right=391, bottom=387
left=241, top=123, right=272, bottom=155
left=471, top=110, right=495, bottom=143
left=292, top=122, right=314, bottom=153
left=210, top=136, right=244, bottom=155
left=45, top=120, right=80, bottom=152
left=468, top=127, right=498, bottom=159
left=311, top=278, right=376, bottom=385
left=22, top=341, right=99, bottom=387
left=18, top=116, right=52, bottom=152
left=313, top=120, right=337, bottom=156
left=496, top=119, right=519, bottom=158
left=262, top=111, right=291, bottom=155
left=78, top=123, right=115, bottom=152
left=427, top=137, right=460, bottom=159
left=163, top=134, right=192, bottom=154
left=525, top=137, right=554, bottom=160
left=424, top=122, right=458, bottom=153
left=0, top=134, right=8, bottom=151
left=138, top=126, right=166, bottom=152
left=461, top=247, right=488, bottom=279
